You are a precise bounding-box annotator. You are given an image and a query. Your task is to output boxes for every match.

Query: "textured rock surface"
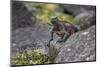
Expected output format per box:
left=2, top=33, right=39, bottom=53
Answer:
left=61, top=4, right=96, bottom=30
left=12, top=1, right=35, bottom=30
left=54, top=25, right=96, bottom=63
left=61, top=4, right=96, bottom=16
left=11, top=23, right=96, bottom=63
left=11, top=22, right=51, bottom=55
left=74, top=10, right=96, bottom=30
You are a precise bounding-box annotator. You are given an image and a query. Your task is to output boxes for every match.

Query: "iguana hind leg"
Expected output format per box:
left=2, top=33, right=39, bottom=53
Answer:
left=56, top=32, right=69, bottom=43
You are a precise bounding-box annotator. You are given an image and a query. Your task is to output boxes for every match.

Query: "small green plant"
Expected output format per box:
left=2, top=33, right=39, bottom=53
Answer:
left=11, top=48, right=52, bottom=66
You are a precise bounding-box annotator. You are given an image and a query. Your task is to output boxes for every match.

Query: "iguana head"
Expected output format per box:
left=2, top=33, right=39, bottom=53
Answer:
left=51, top=16, right=59, bottom=24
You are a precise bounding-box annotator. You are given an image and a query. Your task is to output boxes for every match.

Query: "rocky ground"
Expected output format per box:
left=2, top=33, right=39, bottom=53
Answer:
left=11, top=1, right=96, bottom=64
left=54, top=25, right=96, bottom=63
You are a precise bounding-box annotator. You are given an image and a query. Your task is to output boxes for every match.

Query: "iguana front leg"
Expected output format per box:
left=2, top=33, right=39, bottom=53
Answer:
left=47, top=31, right=54, bottom=47
left=50, top=31, right=54, bottom=41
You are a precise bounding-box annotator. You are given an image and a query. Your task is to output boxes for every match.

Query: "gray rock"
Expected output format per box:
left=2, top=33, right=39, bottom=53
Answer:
left=74, top=10, right=96, bottom=30
left=12, top=1, right=36, bottom=30
left=49, top=41, right=66, bottom=60
left=11, top=22, right=51, bottom=55
left=54, top=25, right=96, bottom=63
left=61, top=4, right=96, bottom=30
left=61, top=4, right=96, bottom=16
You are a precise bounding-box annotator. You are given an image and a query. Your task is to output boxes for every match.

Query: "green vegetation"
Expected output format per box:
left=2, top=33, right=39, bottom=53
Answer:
left=32, top=3, right=74, bottom=23
left=11, top=48, right=52, bottom=65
